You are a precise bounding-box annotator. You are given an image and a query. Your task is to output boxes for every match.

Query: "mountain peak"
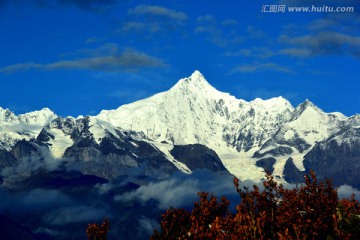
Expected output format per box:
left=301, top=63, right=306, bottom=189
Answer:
left=303, top=99, right=313, bottom=105
left=170, top=70, right=217, bottom=96
left=290, top=99, right=326, bottom=123
left=0, top=107, right=17, bottom=123
left=298, top=99, right=320, bottom=112
left=190, top=70, right=204, bottom=80
left=18, top=108, right=57, bottom=126
left=182, top=70, right=208, bottom=85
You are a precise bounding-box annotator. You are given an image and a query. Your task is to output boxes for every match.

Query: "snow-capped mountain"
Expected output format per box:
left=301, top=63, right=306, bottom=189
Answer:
left=0, top=70, right=359, bottom=187
left=97, top=71, right=294, bottom=151
left=0, top=107, right=56, bottom=151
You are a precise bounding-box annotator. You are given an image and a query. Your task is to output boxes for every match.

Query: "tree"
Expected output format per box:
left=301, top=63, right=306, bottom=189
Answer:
left=86, top=218, right=110, bottom=240
left=151, top=171, right=360, bottom=239
left=151, top=192, right=231, bottom=239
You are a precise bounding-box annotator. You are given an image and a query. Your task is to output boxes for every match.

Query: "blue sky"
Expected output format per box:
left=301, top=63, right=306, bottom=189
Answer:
left=0, top=0, right=359, bottom=117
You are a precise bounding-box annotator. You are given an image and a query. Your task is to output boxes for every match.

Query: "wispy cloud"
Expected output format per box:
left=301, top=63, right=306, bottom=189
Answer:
left=337, top=185, right=360, bottom=199
left=114, top=170, right=235, bottom=210
left=0, top=63, right=43, bottom=73
left=232, top=62, right=293, bottom=73
left=278, top=48, right=312, bottom=57
left=137, top=216, right=160, bottom=237
left=44, top=205, right=107, bottom=225
left=196, top=14, right=217, bottom=24
left=247, top=26, right=267, bottom=39
left=122, top=21, right=146, bottom=32
left=121, top=5, right=188, bottom=36
left=222, top=19, right=238, bottom=26
left=194, top=25, right=225, bottom=46
left=0, top=45, right=166, bottom=73
left=128, top=5, right=187, bottom=22
left=195, top=15, right=243, bottom=47
left=84, top=37, right=104, bottom=44
left=114, top=176, right=200, bottom=209
left=278, top=14, right=360, bottom=59
left=279, top=32, right=360, bottom=58
left=225, top=47, right=275, bottom=59
left=225, top=13, right=360, bottom=63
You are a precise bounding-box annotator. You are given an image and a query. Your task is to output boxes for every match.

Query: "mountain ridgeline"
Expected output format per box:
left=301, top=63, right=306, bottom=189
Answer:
left=0, top=70, right=359, bottom=188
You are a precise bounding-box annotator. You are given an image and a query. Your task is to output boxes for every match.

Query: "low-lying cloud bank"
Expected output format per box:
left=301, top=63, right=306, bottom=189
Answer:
left=114, top=170, right=238, bottom=210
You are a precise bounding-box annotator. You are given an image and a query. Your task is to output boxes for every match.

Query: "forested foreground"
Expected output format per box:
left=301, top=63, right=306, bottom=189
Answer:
left=87, top=171, right=360, bottom=240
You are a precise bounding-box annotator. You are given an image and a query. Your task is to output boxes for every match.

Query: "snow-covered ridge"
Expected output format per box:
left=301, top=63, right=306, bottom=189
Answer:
left=94, top=71, right=352, bottom=181
left=0, top=71, right=356, bottom=183
left=0, top=107, right=57, bottom=151
left=0, top=107, right=56, bottom=126
left=96, top=71, right=295, bottom=150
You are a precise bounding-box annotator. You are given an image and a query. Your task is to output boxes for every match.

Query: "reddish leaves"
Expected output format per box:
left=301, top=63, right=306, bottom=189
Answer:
left=86, top=218, right=110, bottom=240
left=151, top=171, right=360, bottom=239
left=151, top=192, right=231, bottom=239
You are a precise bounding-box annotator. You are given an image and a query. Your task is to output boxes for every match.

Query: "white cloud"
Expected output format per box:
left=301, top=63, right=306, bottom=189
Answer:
left=279, top=32, right=360, bottom=58
left=128, top=5, right=187, bottom=22
left=122, top=21, right=146, bottom=32
left=278, top=13, right=360, bottom=58
left=279, top=48, right=313, bottom=57
left=84, top=37, right=104, bottom=44
left=114, top=170, right=235, bottom=210
left=225, top=47, right=275, bottom=59
left=137, top=216, right=160, bottom=237
left=197, top=15, right=217, bottom=24
left=0, top=46, right=166, bottom=73
left=115, top=177, right=199, bottom=209
left=44, top=206, right=107, bottom=225
left=232, top=62, right=293, bottom=73
left=337, top=185, right=360, bottom=199
left=222, top=19, right=238, bottom=26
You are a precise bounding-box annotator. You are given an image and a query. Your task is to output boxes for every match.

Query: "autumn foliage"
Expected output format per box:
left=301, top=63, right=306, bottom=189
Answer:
left=86, top=218, right=110, bottom=240
left=151, top=171, right=360, bottom=240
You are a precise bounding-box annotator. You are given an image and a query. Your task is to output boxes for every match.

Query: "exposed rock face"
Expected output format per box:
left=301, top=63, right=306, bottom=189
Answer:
left=303, top=131, right=360, bottom=188
left=170, top=144, right=227, bottom=172
left=255, top=157, right=276, bottom=174
left=253, top=146, right=293, bottom=158
left=10, top=140, right=41, bottom=161
left=283, top=158, right=305, bottom=184
left=0, top=150, right=17, bottom=169
left=0, top=116, right=180, bottom=181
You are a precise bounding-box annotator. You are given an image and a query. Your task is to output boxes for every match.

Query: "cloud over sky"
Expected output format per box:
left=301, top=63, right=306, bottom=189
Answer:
left=337, top=185, right=360, bottom=199
left=128, top=5, right=187, bottom=22
left=232, top=63, right=293, bottom=74
left=279, top=32, right=360, bottom=58
left=120, top=4, right=188, bottom=37
left=0, top=0, right=359, bottom=117
left=0, top=46, right=166, bottom=73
